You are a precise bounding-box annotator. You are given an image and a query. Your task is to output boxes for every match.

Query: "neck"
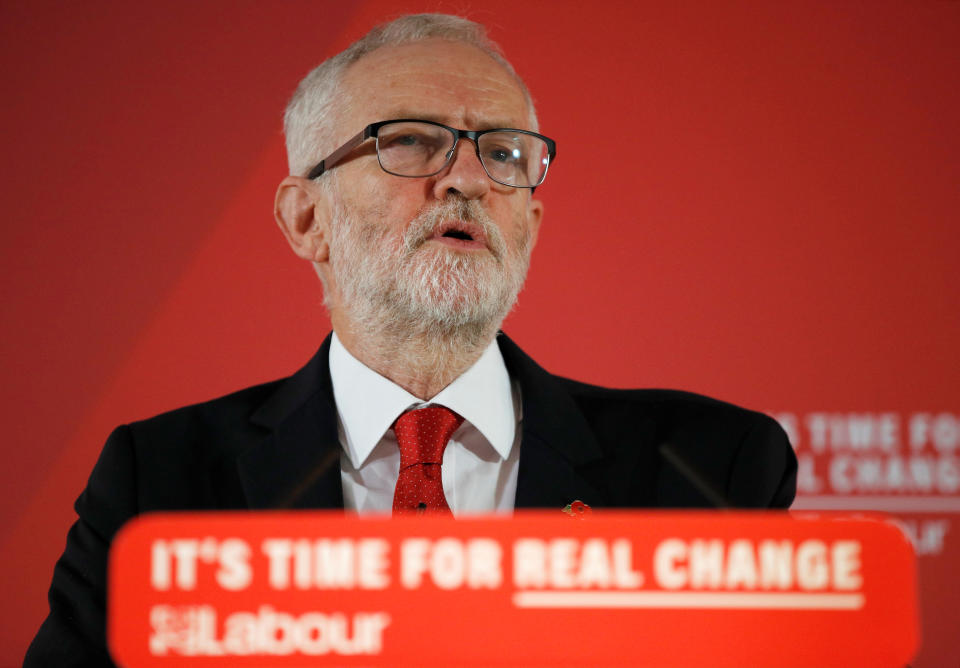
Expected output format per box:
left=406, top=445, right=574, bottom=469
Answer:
left=332, top=311, right=499, bottom=400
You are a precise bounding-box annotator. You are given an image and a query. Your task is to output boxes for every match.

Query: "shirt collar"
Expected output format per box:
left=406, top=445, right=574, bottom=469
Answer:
left=329, top=332, right=516, bottom=469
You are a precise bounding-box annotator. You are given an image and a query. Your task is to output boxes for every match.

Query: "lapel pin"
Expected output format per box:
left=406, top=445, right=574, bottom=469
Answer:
left=561, top=500, right=592, bottom=519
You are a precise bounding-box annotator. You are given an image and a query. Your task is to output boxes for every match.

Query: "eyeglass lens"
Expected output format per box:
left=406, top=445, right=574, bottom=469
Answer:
left=375, top=121, right=549, bottom=187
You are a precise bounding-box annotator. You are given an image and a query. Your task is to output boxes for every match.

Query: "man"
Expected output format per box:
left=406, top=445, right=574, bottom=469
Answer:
left=26, top=13, right=796, bottom=666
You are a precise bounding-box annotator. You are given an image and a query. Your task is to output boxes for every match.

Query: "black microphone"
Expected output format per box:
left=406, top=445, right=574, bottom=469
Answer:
left=659, top=442, right=732, bottom=509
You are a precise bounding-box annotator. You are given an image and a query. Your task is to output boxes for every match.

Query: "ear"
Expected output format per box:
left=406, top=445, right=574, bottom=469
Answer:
left=526, top=195, right=544, bottom=250
left=274, top=176, right=331, bottom=263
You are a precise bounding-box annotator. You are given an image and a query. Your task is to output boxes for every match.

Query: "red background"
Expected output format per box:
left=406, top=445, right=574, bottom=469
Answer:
left=2, top=1, right=957, bottom=665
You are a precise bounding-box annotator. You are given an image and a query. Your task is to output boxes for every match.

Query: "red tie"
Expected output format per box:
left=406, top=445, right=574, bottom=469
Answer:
left=392, top=405, right=464, bottom=516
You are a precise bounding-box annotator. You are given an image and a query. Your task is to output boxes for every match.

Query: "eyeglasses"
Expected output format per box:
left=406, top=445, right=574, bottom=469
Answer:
left=306, top=119, right=557, bottom=188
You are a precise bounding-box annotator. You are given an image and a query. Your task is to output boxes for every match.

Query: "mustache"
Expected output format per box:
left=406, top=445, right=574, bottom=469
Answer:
left=402, top=197, right=507, bottom=260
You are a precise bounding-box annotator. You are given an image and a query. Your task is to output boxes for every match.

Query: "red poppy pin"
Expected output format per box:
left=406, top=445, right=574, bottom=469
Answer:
left=561, top=500, right=592, bottom=519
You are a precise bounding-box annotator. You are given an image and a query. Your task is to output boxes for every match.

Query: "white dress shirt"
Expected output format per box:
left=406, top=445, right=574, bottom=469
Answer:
left=329, top=333, right=521, bottom=516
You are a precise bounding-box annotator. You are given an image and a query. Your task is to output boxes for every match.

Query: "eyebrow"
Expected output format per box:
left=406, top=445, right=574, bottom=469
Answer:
left=387, top=111, right=523, bottom=131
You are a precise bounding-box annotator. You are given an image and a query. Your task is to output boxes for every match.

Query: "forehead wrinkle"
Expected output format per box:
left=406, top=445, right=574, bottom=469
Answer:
left=380, top=76, right=521, bottom=107
left=387, top=108, right=526, bottom=132
left=371, top=82, right=530, bottom=131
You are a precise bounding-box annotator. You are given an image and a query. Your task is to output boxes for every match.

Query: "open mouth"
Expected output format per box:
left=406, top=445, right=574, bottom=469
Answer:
left=442, top=229, right=475, bottom=242
left=430, top=220, right=487, bottom=249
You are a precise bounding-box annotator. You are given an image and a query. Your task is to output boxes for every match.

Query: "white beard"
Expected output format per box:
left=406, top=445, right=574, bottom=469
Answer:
left=326, top=191, right=532, bottom=358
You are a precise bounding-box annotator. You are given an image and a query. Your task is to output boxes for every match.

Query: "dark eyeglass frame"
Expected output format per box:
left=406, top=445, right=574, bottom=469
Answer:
left=306, top=118, right=557, bottom=188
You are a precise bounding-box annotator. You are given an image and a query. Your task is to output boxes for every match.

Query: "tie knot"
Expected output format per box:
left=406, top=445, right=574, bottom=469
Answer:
left=393, top=404, right=464, bottom=467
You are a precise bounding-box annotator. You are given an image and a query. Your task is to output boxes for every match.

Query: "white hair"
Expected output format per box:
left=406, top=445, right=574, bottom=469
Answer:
left=283, top=13, right=538, bottom=177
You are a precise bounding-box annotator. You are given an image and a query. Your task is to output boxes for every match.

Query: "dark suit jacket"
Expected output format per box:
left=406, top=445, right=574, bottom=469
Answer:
left=25, top=333, right=796, bottom=666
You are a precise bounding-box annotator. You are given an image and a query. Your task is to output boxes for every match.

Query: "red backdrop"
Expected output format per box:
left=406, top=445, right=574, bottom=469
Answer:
left=2, top=1, right=957, bottom=665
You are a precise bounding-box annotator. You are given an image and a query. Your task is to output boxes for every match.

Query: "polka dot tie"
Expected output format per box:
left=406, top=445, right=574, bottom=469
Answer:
left=392, top=404, right=464, bottom=516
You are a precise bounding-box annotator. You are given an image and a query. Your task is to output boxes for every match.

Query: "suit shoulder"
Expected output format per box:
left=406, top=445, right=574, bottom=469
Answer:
left=118, top=377, right=291, bottom=471
left=549, top=376, right=788, bottom=454
left=127, top=379, right=283, bottom=433
left=96, top=377, right=298, bottom=513
left=547, top=375, right=795, bottom=508
left=553, top=376, right=773, bottom=423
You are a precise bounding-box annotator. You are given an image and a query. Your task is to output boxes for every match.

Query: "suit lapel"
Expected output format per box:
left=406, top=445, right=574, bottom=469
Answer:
left=497, top=334, right=609, bottom=510
left=236, top=336, right=345, bottom=510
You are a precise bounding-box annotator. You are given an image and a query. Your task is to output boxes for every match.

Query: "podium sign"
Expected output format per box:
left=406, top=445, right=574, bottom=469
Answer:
left=108, top=511, right=917, bottom=667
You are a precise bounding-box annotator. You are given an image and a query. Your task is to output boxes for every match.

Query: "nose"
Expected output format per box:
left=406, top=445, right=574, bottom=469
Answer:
left=431, top=139, right=491, bottom=201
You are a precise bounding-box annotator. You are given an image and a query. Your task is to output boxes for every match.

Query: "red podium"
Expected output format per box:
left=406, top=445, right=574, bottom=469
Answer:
left=108, top=511, right=918, bottom=667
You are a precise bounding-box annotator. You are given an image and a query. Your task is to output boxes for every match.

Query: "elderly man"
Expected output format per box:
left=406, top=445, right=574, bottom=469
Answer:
left=26, top=13, right=796, bottom=665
